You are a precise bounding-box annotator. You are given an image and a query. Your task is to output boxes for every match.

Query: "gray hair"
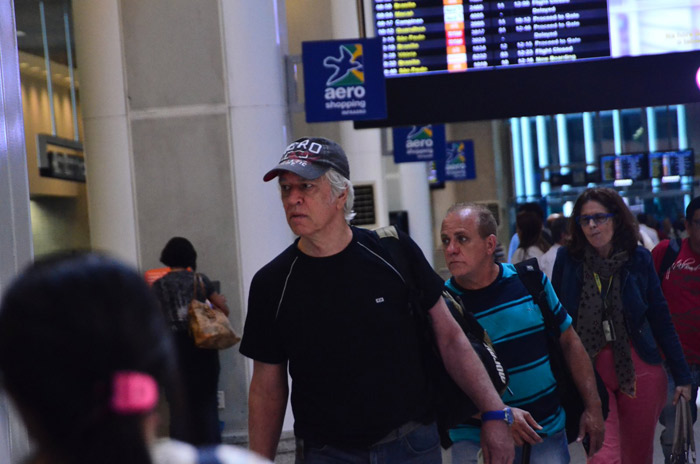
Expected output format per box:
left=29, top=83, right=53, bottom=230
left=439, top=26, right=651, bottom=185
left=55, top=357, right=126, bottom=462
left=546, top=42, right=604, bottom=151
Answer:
left=325, top=169, right=356, bottom=223
left=446, top=203, right=497, bottom=238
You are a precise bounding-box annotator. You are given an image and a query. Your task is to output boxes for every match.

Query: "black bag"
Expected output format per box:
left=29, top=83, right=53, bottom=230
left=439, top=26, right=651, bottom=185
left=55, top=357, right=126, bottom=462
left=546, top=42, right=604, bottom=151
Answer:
left=514, top=258, right=609, bottom=444
left=374, top=226, right=509, bottom=448
left=439, top=288, right=510, bottom=430
left=670, top=396, right=697, bottom=464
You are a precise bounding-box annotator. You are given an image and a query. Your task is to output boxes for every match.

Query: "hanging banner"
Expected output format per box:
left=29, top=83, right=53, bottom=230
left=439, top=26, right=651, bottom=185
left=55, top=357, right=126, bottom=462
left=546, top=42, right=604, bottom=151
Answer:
left=444, top=140, right=476, bottom=181
left=392, top=124, right=446, bottom=164
left=302, top=38, right=387, bottom=123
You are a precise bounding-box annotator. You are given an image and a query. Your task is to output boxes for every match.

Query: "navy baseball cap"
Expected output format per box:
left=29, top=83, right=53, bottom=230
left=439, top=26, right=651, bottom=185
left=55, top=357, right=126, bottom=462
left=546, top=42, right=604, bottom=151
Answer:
left=263, top=137, right=350, bottom=182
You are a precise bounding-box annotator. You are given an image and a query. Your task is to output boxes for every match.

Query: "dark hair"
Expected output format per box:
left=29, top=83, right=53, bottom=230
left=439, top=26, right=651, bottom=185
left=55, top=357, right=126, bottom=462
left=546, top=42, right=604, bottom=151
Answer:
left=160, top=237, right=197, bottom=270
left=550, top=215, right=569, bottom=244
left=516, top=211, right=549, bottom=252
left=0, top=253, right=177, bottom=464
left=446, top=203, right=497, bottom=238
left=686, top=196, right=700, bottom=222
left=568, top=187, right=640, bottom=259
left=517, top=202, right=545, bottom=220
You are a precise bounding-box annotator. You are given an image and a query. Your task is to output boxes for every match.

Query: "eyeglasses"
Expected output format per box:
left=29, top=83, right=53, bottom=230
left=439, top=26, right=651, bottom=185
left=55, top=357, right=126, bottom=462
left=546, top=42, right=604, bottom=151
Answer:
left=576, top=213, right=614, bottom=226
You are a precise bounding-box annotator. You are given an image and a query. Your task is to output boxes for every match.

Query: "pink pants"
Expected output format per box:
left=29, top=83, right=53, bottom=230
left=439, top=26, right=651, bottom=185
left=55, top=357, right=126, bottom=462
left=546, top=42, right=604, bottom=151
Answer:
left=588, top=344, right=667, bottom=464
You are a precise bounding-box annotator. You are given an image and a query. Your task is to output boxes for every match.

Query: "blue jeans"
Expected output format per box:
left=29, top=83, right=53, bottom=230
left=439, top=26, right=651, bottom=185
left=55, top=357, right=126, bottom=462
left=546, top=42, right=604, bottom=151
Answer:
left=659, top=363, right=700, bottom=464
left=295, top=422, right=441, bottom=464
left=450, top=429, right=570, bottom=464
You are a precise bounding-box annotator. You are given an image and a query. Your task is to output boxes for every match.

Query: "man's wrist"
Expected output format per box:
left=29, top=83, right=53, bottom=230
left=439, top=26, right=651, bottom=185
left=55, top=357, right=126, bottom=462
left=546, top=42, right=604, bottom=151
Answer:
left=584, top=398, right=602, bottom=409
left=481, top=407, right=514, bottom=426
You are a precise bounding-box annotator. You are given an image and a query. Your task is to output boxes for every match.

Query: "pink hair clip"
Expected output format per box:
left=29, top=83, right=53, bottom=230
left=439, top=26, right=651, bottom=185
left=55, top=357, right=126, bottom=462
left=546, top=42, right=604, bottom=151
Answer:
left=110, top=371, right=158, bottom=414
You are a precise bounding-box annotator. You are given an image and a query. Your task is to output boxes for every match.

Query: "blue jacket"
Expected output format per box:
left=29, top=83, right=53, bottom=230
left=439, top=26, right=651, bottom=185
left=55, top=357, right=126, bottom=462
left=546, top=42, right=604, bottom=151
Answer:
left=551, top=245, right=691, bottom=386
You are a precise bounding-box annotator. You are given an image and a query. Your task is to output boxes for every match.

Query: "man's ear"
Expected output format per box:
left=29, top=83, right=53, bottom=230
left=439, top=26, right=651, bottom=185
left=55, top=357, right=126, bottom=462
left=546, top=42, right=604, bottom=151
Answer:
left=486, top=234, right=498, bottom=255
left=334, top=188, right=348, bottom=208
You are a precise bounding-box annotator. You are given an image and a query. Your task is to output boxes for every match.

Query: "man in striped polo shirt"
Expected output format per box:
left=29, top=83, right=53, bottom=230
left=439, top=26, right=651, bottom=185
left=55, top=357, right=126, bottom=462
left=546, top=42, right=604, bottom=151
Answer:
left=440, top=203, right=605, bottom=464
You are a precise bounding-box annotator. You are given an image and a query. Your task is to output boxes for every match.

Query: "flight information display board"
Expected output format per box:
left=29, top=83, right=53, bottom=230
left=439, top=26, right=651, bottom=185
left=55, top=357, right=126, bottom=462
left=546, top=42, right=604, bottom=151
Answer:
left=649, top=149, right=696, bottom=178
left=600, top=153, right=648, bottom=182
left=376, top=0, right=610, bottom=76
left=360, top=0, right=700, bottom=126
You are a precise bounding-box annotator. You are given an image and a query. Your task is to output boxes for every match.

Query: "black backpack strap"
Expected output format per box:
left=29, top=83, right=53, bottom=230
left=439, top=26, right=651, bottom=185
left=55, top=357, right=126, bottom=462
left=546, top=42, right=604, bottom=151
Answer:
left=514, top=258, right=557, bottom=336
left=515, top=258, right=610, bottom=444
left=443, top=286, right=493, bottom=346
left=374, top=227, right=510, bottom=448
left=374, top=226, right=410, bottom=282
left=373, top=227, right=459, bottom=448
left=658, top=238, right=682, bottom=281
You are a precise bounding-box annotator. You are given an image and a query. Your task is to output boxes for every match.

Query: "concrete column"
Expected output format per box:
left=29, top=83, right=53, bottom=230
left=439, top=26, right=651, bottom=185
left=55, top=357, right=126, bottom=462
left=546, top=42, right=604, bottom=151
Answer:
left=221, top=0, right=292, bottom=315
left=0, top=0, right=34, bottom=461
left=220, top=0, right=295, bottom=433
left=72, top=0, right=138, bottom=266
left=72, top=0, right=296, bottom=442
left=398, top=162, right=434, bottom=265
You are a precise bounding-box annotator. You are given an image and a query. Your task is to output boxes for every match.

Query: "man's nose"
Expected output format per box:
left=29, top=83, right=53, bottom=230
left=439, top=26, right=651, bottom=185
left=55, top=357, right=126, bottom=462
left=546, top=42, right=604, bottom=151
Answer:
left=285, top=187, right=303, bottom=204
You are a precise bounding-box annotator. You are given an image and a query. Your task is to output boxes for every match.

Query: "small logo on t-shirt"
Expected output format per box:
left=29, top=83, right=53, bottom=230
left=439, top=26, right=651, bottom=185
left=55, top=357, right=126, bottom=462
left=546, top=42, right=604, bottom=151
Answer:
left=375, top=297, right=384, bottom=303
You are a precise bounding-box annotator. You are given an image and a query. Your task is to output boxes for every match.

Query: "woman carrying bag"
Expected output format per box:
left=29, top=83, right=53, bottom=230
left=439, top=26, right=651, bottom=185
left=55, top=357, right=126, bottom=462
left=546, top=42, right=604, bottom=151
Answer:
left=551, top=188, right=691, bottom=464
left=152, top=237, right=230, bottom=445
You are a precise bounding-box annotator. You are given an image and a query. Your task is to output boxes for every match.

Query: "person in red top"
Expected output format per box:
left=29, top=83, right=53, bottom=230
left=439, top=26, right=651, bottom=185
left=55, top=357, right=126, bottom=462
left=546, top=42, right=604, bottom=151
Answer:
left=652, top=196, right=700, bottom=463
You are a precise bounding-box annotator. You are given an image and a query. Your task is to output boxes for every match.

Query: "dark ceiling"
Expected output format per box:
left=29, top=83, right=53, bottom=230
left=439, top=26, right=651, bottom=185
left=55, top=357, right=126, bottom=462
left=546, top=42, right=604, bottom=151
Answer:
left=14, top=0, right=74, bottom=68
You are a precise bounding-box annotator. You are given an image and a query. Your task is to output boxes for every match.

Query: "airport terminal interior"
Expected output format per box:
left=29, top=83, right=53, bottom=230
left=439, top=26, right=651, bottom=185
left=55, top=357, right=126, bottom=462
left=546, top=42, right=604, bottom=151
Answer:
left=1, top=0, right=700, bottom=462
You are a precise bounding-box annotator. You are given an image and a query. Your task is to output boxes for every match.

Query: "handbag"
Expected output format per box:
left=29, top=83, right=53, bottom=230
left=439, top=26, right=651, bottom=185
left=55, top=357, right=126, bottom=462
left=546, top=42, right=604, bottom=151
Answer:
left=188, top=274, right=240, bottom=350
left=671, top=396, right=697, bottom=464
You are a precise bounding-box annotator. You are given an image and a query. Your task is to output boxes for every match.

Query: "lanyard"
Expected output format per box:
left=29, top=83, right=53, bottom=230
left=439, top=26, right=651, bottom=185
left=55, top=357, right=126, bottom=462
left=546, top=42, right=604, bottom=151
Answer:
left=593, top=272, right=613, bottom=312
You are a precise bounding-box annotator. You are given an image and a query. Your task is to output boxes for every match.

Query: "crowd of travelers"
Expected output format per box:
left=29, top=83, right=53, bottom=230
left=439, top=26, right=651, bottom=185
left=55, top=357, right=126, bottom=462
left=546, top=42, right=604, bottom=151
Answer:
left=0, top=135, right=696, bottom=464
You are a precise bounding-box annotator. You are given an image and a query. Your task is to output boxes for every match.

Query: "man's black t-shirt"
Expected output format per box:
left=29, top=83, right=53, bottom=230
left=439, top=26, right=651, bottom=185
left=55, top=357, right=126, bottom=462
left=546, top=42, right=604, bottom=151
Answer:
left=240, top=227, right=444, bottom=447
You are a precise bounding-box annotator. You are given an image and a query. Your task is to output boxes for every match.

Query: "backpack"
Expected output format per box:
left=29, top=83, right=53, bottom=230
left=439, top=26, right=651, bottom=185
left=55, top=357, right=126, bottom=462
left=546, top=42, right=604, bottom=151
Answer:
left=374, top=226, right=509, bottom=449
left=658, top=238, right=682, bottom=281
left=514, top=258, right=609, bottom=444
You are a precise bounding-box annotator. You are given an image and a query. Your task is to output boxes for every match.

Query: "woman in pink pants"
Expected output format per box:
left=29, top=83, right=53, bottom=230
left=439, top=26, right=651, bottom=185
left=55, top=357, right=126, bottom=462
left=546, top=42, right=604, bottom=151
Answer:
left=552, top=188, right=691, bottom=464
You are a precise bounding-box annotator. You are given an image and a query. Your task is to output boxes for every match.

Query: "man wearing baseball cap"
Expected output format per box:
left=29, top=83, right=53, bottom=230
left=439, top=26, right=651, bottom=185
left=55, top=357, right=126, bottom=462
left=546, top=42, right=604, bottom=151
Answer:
left=240, top=137, right=513, bottom=464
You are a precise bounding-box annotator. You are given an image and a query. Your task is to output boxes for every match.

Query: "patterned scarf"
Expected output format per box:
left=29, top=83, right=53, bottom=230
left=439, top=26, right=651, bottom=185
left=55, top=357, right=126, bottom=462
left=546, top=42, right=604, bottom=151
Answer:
left=577, top=247, right=636, bottom=397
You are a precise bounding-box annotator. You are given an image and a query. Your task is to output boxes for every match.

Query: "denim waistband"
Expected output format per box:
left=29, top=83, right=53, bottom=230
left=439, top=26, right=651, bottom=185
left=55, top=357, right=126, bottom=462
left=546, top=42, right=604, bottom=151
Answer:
left=296, top=420, right=429, bottom=453
left=372, top=420, right=424, bottom=446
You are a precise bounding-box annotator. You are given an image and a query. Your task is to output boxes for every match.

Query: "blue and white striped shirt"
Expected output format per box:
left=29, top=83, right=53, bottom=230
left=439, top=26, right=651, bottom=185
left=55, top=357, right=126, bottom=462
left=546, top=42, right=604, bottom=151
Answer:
left=446, top=263, right=572, bottom=443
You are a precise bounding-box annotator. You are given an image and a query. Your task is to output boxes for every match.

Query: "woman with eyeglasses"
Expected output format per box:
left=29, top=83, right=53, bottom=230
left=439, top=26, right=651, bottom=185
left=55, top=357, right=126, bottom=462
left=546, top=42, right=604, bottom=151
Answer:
left=551, top=187, right=691, bottom=464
